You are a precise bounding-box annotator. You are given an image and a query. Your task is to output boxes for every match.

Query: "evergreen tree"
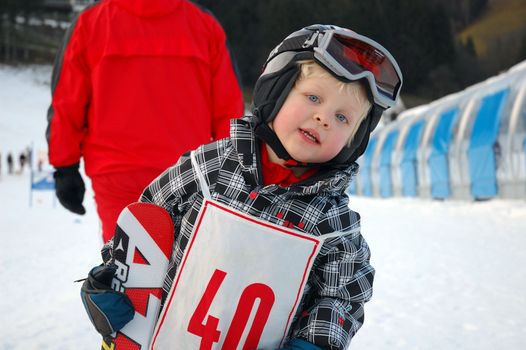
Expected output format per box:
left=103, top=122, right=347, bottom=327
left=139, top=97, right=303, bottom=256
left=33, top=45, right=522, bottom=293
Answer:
left=464, top=36, right=477, bottom=57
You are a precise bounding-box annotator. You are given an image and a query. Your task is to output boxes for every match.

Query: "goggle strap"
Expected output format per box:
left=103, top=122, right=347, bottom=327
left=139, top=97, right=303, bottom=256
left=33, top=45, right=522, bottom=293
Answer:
left=272, top=34, right=312, bottom=60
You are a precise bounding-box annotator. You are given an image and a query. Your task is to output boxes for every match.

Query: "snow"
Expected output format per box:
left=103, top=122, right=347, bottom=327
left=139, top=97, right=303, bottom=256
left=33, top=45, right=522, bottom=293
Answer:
left=1, top=65, right=526, bottom=349
left=15, top=16, right=71, bottom=30
left=350, top=198, right=526, bottom=349
left=0, top=65, right=51, bottom=153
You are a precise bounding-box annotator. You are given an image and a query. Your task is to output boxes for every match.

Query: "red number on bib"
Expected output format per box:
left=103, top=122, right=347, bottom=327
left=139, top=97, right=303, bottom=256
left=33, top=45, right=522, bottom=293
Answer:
left=187, top=269, right=226, bottom=349
left=188, top=269, right=276, bottom=350
left=223, top=283, right=275, bottom=350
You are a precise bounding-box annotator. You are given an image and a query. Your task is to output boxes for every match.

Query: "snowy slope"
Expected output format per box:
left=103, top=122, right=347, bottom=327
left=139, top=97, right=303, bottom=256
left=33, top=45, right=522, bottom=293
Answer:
left=1, top=64, right=102, bottom=349
left=0, top=65, right=51, bottom=153
left=350, top=197, right=526, bottom=349
left=1, top=65, right=525, bottom=349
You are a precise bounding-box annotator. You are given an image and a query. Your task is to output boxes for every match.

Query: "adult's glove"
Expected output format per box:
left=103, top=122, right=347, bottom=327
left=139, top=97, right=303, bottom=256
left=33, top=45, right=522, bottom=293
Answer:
left=80, top=264, right=135, bottom=337
left=54, top=163, right=86, bottom=214
left=277, top=338, right=322, bottom=350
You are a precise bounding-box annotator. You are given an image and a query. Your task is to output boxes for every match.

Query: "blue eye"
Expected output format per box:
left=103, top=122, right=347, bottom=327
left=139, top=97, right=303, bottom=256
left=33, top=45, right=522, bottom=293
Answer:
left=308, top=95, right=319, bottom=103
left=336, top=114, right=348, bottom=123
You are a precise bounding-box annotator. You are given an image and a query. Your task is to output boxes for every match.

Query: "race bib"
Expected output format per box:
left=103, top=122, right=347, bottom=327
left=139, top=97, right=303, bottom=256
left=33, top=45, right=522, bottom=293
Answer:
left=150, top=200, right=322, bottom=349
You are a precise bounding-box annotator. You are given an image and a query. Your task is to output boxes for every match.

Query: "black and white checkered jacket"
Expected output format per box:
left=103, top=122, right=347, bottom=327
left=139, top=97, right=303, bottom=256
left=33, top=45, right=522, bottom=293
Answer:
left=139, top=117, right=375, bottom=350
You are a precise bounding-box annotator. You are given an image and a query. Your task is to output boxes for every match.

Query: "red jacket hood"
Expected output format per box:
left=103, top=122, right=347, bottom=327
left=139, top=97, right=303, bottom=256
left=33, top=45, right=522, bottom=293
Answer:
left=111, top=0, right=182, bottom=17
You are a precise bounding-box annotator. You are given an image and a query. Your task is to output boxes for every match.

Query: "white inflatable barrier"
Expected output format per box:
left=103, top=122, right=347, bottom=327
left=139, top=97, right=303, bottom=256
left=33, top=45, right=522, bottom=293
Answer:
left=353, top=60, right=526, bottom=200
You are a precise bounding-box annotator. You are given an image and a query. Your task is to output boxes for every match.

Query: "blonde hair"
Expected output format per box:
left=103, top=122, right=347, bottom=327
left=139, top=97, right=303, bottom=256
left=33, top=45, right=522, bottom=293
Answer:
left=296, top=60, right=371, bottom=145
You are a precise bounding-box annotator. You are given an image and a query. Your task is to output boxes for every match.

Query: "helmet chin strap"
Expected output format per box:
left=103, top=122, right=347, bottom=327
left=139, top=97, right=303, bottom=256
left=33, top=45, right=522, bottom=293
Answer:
left=253, top=115, right=315, bottom=168
left=253, top=122, right=292, bottom=162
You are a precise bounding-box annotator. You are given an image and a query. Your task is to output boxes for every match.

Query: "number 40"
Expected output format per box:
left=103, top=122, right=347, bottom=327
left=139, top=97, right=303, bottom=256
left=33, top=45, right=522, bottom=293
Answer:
left=187, top=269, right=275, bottom=350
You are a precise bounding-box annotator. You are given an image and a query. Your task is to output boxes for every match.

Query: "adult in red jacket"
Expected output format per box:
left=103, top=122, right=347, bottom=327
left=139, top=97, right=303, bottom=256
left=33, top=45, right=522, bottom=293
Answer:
left=46, top=0, right=244, bottom=242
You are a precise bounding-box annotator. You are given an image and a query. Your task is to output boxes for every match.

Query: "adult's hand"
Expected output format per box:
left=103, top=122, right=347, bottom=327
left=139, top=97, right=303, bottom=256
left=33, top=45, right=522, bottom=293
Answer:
left=54, top=163, right=86, bottom=214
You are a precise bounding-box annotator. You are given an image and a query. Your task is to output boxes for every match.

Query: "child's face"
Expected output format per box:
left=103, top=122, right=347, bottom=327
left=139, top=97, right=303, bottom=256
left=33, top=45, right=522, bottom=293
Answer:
left=270, top=68, right=369, bottom=165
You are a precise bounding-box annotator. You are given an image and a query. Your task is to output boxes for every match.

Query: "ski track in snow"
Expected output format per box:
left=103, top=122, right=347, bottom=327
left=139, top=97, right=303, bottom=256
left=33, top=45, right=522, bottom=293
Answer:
left=1, top=65, right=526, bottom=349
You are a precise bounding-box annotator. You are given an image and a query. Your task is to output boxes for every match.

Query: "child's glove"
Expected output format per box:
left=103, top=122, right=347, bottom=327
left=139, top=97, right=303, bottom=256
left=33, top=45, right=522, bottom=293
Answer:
left=277, top=338, right=322, bottom=350
left=54, top=163, right=86, bottom=215
left=80, top=264, right=134, bottom=337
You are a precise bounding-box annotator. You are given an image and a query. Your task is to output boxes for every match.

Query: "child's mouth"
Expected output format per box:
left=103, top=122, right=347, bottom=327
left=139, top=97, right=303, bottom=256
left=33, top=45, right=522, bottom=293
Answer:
left=299, top=129, right=319, bottom=144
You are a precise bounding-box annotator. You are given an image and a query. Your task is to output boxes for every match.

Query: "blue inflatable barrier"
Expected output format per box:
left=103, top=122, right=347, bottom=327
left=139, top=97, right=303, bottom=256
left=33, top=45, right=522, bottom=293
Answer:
left=347, top=177, right=357, bottom=195
left=401, top=120, right=425, bottom=197
left=360, top=137, right=377, bottom=197
left=467, top=89, right=509, bottom=199
left=428, top=108, right=459, bottom=199
left=379, top=130, right=398, bottom=197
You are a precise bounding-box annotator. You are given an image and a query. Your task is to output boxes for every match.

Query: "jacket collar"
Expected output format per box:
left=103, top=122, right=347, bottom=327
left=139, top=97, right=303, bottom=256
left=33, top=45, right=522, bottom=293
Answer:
left=111, top=0, right=182, bottom=17
left=229, top=117, right=358, bottom=195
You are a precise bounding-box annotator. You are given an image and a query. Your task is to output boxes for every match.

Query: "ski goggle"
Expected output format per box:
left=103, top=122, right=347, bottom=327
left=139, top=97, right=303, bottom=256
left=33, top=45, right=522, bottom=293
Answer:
left=264, top=26, right=403, bottom=109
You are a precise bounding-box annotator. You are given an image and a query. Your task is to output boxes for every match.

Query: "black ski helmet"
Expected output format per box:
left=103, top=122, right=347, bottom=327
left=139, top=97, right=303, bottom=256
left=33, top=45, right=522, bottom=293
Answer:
left=252, top=24, right=402, bottom=168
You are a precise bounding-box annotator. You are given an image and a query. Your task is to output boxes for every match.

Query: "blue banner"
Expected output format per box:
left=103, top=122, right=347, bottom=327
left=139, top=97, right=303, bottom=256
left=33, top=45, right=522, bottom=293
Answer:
left=31, top=171, right=55, bottom=190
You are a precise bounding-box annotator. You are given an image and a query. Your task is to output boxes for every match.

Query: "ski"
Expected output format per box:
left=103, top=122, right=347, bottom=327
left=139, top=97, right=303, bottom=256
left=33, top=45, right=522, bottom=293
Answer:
left=101, top=202, right=174, bottom=350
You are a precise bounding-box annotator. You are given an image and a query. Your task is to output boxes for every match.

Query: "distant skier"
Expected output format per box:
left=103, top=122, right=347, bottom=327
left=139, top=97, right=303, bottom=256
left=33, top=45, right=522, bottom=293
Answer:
left=25, top=146, right=32, bottom=167
left=18, top=152, right=27, bottom=174
left=7, top=152, right=14, bottom=174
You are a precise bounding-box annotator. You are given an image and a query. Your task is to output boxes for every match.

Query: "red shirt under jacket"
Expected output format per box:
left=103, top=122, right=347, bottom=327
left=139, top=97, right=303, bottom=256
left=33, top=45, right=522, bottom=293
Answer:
left=260, top=144, right=318, bottom=187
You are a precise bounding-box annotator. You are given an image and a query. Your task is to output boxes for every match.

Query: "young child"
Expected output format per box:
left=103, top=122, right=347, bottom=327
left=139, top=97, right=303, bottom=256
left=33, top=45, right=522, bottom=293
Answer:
left=81, top=24, right=403, bottom=350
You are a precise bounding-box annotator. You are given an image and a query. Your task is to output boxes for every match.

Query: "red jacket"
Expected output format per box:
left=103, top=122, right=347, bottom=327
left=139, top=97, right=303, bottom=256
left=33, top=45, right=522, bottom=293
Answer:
left=47, top=0, right=244, bottom=176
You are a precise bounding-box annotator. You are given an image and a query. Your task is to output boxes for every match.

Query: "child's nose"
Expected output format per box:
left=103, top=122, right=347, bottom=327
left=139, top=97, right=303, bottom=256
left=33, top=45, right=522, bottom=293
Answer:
left=314, top=113, right=330, bottom=128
